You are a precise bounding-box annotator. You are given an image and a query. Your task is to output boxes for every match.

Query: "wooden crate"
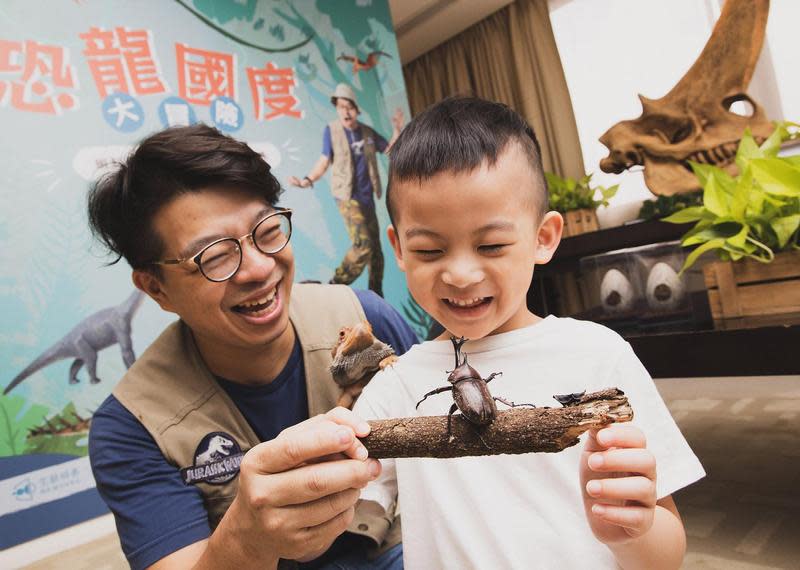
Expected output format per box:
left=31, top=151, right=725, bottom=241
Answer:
left=703, top=249, right=800, bottom=324
left=562, top=208, right=599, bottom=238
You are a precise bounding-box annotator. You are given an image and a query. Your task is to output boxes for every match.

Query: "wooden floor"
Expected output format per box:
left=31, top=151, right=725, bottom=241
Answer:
left=18, top=375, right=800, bottom=569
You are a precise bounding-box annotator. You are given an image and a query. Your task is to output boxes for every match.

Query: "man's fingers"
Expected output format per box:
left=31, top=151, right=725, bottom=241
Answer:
left=266, top=458, right=381, bottom=506
left=585, top=476, right=657, bottom=507
left=282, top=488, right=361, bottom=529
left=325, top=407, right=371, bottom=437
left=296, top=506, right=356, bottom=558
left=248, top=421, right=357, bottom=474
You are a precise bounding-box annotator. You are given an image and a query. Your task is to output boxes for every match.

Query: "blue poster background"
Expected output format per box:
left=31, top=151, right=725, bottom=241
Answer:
left=0, top=0, right=417, bottom=548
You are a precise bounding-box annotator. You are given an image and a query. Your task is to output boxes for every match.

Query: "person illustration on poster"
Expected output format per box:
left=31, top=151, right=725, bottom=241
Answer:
left=289, top=83, right=403, bottom=297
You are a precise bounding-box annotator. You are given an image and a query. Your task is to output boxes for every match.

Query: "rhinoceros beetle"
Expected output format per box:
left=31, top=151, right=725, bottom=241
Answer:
left=416, top=337, right=534, bottom=441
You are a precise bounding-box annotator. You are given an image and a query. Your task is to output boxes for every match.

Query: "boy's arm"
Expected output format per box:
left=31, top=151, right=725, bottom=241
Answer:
left=350, top=369, right=401, bottom=543
left=606, top=495, right=685, bottom=570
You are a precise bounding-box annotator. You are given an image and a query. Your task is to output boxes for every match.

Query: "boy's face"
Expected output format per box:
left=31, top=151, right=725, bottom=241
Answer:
left=388, top=143, right=562, bottom=340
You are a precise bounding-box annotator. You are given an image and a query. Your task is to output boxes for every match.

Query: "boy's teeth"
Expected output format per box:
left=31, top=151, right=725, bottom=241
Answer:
left=448, top=297, right=485, bottom=307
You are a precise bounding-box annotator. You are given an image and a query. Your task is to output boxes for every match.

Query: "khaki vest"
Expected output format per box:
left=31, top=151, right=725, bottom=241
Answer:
left=329, top=121, right=383, bottom=202
left=113, top=283, right=398, bottom=556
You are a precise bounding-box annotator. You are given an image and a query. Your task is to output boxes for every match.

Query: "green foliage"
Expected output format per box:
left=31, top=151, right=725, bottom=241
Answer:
left=638, top=191, right=704, bottom=221
left=24, top=402, right=90, bottom=457
left=0, top=393, right=48, bottom=457
left=545, top=172, right=618, bottom=214
left=402, top=294, right=434, bottom=341
left=664, top=122, right=800, bottom=272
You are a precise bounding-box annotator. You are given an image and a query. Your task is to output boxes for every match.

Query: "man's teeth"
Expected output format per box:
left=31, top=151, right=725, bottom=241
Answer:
left=239, top=288, right=277, bottom=309
left=447, top=297, right=486, bottom=307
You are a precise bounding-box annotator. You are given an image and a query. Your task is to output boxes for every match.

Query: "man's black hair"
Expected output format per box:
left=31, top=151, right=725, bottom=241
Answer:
left=386, top=96, right=548, bottom=226
left=87, top=123, right=282, bottom=272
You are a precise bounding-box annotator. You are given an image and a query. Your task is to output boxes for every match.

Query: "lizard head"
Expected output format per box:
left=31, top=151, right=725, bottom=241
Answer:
left=331, top=320, right=376, bottom=359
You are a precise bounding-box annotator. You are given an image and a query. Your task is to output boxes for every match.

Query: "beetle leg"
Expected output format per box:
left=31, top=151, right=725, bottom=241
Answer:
left=447, top=403, right=458, bottom=442
left=494, top=396, right=536, bottom=409
left=484, top=372, right=503, bottom=384
left=415, top=385, right=453, bottom=409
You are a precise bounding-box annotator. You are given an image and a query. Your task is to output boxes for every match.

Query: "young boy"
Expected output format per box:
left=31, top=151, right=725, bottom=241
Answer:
left=352, top=97, right=705, bottom=569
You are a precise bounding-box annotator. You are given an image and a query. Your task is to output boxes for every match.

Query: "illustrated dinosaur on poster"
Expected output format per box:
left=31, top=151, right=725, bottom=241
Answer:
left=4, top=290, right=145, bottom=394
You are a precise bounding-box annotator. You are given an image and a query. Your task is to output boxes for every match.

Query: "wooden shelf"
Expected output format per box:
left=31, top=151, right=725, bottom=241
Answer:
left=527, top=219, right=800, bottom=378
left=627, top=322, right=800, bottom=378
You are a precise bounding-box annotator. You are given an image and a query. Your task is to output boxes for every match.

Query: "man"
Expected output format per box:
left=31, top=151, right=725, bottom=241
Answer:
left=288, top=84, right=403, bottom=297
left=87, top=124, right=416, bottom=569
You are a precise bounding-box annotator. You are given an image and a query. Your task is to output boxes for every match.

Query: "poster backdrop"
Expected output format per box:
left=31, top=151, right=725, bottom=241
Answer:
left=0, top=0, right=427, bottom=548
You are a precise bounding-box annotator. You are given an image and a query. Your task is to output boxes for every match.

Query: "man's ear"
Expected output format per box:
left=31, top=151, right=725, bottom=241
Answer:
left=386, top=225, right=406, bottom=272
left=132, top=270, right=177, bottom=314
left=534, top=211, right=564, bottom=265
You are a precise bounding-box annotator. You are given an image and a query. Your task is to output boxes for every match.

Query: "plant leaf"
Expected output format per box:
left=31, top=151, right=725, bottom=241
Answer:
left=681, top=238, right=726, bottom=273
left=726, top=224, right=749, bottom=249
left=730, top=168, right=752, bottom=220
left=771, top=214, right=800, bottom=248
left=690, top=161, right=717, bottom=188
left=683, top=220, right=741, bottom=246
left=703, top=175, right=730, bottom=217
left=735, top=128, right=762, bottom=171
left=750, top=158, right=800, bottom=197
left=663, top=206, right=707, bottom=224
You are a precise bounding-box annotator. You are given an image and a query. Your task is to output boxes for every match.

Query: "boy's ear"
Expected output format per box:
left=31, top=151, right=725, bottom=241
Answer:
left=386, top=225, right=406, bottom=272
left=132, top=270, right=177, bottom=314
left=534, top=211, right=563, bottom=265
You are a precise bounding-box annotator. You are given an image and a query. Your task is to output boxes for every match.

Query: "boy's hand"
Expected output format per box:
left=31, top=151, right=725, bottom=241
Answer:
left=580, top=424, right=657, bottom=545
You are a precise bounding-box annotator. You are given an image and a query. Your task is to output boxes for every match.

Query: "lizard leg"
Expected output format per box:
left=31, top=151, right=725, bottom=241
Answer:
left=378, top=355, right=398, bottom=369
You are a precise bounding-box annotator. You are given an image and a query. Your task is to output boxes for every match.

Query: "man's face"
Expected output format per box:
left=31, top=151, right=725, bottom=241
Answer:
left=142, top=188, right=295, bottom=358
left=335, top=98, right=359, bottom=130
left=388, top=144, right=560, bottom=340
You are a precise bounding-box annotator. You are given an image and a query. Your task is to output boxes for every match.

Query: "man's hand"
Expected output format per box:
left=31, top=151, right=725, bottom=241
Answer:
left=390, top=108, right=404, bottom=133
left=580, top=424, right=657, bottom=545
left=210, top=407, right=380, bottom=566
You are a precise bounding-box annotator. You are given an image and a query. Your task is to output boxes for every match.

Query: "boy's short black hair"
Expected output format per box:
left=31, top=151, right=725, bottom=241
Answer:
left=87, top=123, right=282, bottom=272
left=387, top=96, right=548, bottom=226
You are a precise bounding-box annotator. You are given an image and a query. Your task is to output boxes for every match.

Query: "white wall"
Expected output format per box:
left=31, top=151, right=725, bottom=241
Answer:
left=548, top=0, right=800, bottom=226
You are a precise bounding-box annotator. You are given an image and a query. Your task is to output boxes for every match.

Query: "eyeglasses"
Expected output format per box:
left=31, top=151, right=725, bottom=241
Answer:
left=151, top=208, right=293, bottom=282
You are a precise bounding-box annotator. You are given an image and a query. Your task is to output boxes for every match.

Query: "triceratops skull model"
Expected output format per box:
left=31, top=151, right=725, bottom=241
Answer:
left=599, top=0, right=773, bottom=196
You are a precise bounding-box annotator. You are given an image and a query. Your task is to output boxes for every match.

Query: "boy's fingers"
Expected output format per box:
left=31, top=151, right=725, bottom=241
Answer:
left=591, top=503, right=654, bottom=536
left=589, top=425, right=647, bottom=451
left=588, top=448, right=656, bottom=479
left=585, top=476, right=657, bottom=507
left=266, top=458, right=381, bottom=506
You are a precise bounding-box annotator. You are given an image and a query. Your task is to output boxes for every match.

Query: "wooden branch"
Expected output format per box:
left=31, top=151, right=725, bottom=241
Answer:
left=360, top=388, right=632, bottom=459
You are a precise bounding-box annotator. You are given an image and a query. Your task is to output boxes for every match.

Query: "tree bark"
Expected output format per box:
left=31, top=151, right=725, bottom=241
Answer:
left=360, top=388, right=632, bottom=459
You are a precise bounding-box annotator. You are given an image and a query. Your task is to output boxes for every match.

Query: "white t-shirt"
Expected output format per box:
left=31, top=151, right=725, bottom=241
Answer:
left=354, top=316, right=705, bottom=569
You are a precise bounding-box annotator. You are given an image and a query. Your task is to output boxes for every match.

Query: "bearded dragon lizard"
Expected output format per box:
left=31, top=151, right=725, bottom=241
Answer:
left=330, top=320, right=397, bottom=409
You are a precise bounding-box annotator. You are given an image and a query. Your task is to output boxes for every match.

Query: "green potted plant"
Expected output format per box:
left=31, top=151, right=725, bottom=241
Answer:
left=545, top=172, right=618, bottom=237
left=663, top=121, right=800, bottom=323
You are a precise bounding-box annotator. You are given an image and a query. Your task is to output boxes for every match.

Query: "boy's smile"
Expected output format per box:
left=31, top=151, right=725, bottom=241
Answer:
left=388, top=143, right=562, bottom=340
